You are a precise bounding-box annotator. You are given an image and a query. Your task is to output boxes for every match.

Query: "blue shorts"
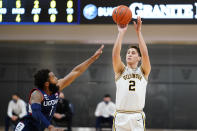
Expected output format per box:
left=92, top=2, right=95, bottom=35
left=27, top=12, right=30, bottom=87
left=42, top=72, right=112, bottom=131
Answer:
left=15, top=116, right=45, bottom=131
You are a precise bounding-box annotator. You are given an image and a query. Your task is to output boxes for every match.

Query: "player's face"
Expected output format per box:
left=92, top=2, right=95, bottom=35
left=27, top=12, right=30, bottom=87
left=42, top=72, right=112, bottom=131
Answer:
left=12, top=95, right=19, bottom=102
left=48, top=72, right=59, bottom=93
left=48, top=72, right=58, bottom=84
left=104, top=97, right=111, bottom=102
left=126, top=48, right=141, bottom=64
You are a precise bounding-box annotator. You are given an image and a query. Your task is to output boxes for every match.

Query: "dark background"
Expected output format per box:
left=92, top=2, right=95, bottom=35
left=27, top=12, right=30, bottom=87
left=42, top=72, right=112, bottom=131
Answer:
left=1, top=0, right=197, bottom=24
left=1, top=0, right=79, bottom=24
left=0, top=43, right=197, bottom=129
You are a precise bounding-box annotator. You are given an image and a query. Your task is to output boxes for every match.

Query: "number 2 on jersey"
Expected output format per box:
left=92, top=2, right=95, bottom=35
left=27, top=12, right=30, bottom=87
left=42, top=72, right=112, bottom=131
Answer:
left=129, top=80, right=135, bottom=91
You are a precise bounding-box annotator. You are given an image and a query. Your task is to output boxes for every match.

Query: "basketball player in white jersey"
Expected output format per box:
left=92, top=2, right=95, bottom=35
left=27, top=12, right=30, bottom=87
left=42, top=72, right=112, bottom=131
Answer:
left=112, top=16, right=151, bottom=131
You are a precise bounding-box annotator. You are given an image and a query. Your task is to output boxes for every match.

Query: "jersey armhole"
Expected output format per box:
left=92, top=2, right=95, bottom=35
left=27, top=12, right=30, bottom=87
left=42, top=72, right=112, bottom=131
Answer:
left=115, top=66, right=126, bottom=82
left=140, top=66, right=148, bottom=81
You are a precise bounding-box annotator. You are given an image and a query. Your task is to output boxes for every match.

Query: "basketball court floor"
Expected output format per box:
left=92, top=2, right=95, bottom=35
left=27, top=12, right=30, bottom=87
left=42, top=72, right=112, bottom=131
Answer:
left=1, top=127, right=197, bottom=131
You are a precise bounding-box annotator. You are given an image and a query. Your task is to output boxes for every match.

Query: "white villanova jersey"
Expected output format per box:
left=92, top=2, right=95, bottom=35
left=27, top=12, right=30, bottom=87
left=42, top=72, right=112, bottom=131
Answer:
left=115, top=66, right=147, bottom=112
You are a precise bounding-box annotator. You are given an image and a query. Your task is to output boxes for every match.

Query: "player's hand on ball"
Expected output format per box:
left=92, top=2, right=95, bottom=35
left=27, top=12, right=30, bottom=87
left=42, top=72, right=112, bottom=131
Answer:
left=117, top=24, right=128, bottom=33
left=93, top=45, right=104, bottom=60
left=133, top=16, right=142, bottom=33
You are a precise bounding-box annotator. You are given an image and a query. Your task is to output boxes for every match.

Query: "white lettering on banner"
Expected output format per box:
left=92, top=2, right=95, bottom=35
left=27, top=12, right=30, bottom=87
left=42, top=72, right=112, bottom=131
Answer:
left=31, top=8, right=41, bottom=14
left=130, top=3, right=193, bottom=19
left=98, top=7, right=114, bottom=17
left=12, top=8, right=25, bottom=14
left=66, top=8, right=74, bottom=14
left=95, top=3, right=196, bottom=19
left=48, top=8, right=58, bottom=14
left=0, top=8, right=6, bottom=14
left=195, top=3, right=197, bottom=18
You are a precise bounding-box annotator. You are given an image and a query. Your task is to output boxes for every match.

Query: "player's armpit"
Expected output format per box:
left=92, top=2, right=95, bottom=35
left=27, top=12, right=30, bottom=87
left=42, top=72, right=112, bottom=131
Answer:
left=115, top=66, right=126, bottom=81
left=57, top=71, right=78, bottom=91
left=30, top=90, right=43, bottom=104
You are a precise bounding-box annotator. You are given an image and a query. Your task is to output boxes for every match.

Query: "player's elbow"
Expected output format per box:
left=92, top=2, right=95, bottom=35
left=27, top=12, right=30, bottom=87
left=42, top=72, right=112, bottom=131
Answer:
left=71, top=70, right=81, bottom=78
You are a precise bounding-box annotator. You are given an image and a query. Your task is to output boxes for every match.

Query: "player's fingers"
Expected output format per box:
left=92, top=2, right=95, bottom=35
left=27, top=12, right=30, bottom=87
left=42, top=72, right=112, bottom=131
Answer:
left=138, top=16, right=141, bottom=21
left=100, top=45, right=104, bottom=50
left=117, top=24, right=121, bottom=28
left=125, top=24, right=128, bottom=28
left=97, top=45, right=104, bottom=53
left=133, top=21, right=137, bottom=29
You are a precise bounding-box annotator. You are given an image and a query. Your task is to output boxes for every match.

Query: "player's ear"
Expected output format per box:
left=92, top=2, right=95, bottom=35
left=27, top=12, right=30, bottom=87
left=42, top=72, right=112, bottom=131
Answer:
left=44, top=81, right=49, bottom=87
left=138, top=56, right=141, bottom=61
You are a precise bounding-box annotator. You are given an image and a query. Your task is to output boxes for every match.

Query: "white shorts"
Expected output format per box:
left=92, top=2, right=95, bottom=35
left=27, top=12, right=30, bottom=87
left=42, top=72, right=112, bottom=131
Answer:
left=113, top=112, right=146, bottom=131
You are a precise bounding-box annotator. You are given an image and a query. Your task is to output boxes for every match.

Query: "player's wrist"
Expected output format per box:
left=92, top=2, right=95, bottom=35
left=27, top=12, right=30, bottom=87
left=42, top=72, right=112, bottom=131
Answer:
left=91, top=54, right=98, bottom=61
left=136, top=30, right=141, bottom=34
left=48, top=125, right=54, bottom=129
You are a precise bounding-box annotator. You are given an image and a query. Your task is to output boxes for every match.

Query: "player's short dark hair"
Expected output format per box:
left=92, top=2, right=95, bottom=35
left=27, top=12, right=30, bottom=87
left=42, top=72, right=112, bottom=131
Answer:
left=12, top=93, right=20, bottom=98
left=104, top=94, right=111, bottom=98
left=128, top=46, right=141, bottom=57
left=34, top=69, right=50, bottom=90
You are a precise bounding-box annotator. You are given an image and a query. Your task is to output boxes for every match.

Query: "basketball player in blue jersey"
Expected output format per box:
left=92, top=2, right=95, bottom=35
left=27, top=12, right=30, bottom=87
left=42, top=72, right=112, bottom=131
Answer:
left=15, top=45, right=104, bottom=131
left=112, top=16, right=151, bottom=131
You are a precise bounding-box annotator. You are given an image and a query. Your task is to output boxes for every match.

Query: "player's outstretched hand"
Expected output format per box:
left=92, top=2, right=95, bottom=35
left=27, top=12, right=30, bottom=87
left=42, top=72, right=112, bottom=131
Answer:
left=133, top=16, right=142, bottom=33
left=117, top=24, right=128, bottom=34
left=92, top=45, right=104, bottom=60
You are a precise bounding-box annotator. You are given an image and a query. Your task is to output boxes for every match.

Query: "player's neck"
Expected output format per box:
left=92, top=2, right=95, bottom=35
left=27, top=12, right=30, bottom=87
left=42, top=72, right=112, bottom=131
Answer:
left=44, top=87, right=52, bottom=95
left=127, top=63, right=138, bottom=70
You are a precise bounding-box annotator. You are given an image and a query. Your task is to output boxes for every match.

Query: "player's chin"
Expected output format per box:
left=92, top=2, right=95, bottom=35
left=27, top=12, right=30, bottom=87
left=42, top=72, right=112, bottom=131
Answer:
left=126, top=60, right=133, bottom=64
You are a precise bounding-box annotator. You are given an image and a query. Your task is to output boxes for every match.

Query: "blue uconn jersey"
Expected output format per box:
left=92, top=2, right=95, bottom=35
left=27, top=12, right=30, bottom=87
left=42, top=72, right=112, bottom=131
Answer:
left=15, top=89, right=59, bottom=131
left=28, top=89, right=59, bottom=121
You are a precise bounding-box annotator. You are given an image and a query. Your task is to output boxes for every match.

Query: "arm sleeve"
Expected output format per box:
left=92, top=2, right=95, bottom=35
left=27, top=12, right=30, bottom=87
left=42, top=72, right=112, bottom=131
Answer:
left=95, top=103, right=101, bottom=117
left=18, top=101, right=27, bottom=118
left=31, top=103, right=50, bottom=128
left=7, top=101, right=13, bottom=118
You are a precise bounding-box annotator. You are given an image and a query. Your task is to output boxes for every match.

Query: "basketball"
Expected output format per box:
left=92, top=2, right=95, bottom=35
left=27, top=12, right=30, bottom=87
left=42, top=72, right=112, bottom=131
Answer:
left=112, top=5, right=132, bottom=25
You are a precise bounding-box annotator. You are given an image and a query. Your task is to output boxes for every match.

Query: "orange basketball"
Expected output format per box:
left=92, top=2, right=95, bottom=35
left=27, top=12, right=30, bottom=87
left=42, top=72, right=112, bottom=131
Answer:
left=112, top=5, right=132, bottom=25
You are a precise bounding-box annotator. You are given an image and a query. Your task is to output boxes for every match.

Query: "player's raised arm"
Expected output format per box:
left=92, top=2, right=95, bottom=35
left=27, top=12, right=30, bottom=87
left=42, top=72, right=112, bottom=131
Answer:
left=112, top=25, right=128, bottom=79
left=57, top=45, right=104, bottom=91
left=133, top=16, right=151, bottom=79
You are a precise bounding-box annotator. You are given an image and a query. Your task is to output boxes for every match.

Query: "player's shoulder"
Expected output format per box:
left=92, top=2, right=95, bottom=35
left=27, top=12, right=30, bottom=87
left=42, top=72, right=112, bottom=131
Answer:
left=31, top=89, right=43, bottom=101
left=115, top=66, right=127, bottom=81
left=31, top=89, right=42, bottom=96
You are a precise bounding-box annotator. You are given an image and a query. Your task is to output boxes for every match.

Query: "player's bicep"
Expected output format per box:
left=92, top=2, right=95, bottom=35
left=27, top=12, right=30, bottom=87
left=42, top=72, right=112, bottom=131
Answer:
left=112, top=55, right=125, bottom=75
left=141, top=55, right=151, bottom=79
left=30, top=90, right=43, bottom=104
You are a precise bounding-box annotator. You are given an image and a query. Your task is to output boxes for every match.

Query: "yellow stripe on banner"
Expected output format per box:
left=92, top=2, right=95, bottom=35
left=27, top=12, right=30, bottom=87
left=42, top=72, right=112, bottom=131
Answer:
left=141, top=113, right=146, bottom=131
left=113, top=112, right=117, bottom=131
